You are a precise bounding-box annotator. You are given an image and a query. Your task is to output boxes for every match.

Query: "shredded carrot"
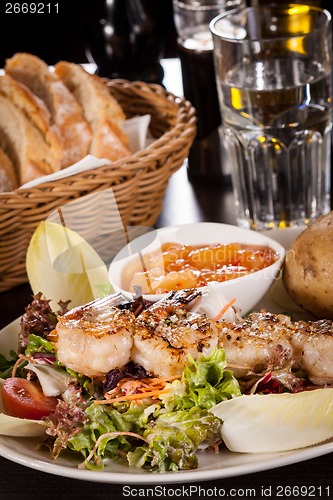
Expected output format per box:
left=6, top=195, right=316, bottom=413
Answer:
left=95, top=387, right=171, bottom=405
left=211, top=440, right=222, bottom=453
left=48, top=329, right=58, bottom=341
left=94, top=374, right=179, bottom=405
left=212, top=297, right=236, bottom=322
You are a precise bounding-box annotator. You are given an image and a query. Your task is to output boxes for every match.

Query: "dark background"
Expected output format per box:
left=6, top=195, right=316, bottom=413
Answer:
left=0, top=0, right=330, bottom=70
left=0, top=0, right=178, bottom=67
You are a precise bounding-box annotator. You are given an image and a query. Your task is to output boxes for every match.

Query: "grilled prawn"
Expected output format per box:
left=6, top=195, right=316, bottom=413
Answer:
left=218, top=312, right=295, bottom=378
left=218, top=312, right=333, bottom=385
left=55, top=295, right=135, bottom=377
left=290, top=320, right=333, bottom=385
left=53, top=287, right=333, bottom=387
left=131, top=289, right=220, bottom=378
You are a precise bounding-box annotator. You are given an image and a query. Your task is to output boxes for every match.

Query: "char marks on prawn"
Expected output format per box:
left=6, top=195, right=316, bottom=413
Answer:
left=132, top=289, right=219, bottom=378
left=218, top=312, right=333, bottom=386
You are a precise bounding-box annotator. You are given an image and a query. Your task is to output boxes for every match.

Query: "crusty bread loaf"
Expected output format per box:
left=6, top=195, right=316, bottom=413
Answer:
left=0, top=93, right=60, bottom=185
left=0, top=74, right=62, bottom=169
left=0, top=52, right=133, bottom=189
left=55, top=61, right=131, bottom=162
left=0, top=146, right=18, bottom=192
left=5, top=53, right=92, bottom=169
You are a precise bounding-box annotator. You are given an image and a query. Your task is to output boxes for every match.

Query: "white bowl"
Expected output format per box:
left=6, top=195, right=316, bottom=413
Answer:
left=108, top=222, right=285, bottom=315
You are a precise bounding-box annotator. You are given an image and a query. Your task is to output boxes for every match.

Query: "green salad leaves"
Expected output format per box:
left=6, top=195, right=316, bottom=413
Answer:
left=63, top=348, right=241, bottom=471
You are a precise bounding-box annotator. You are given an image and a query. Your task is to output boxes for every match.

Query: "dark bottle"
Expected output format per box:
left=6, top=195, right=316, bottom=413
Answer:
left=172, top=0, right=241, bottom=183
left=85, top=0, right=164, bottom=84
left=178, top=43, right=224, bottom=182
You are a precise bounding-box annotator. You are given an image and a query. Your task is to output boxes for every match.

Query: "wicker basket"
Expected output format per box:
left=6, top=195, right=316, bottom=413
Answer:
left=0, top=79, right=197, bottom=292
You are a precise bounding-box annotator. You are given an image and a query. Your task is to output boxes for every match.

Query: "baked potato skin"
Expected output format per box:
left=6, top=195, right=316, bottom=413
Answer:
left=283, top=212, right=333, bottom=319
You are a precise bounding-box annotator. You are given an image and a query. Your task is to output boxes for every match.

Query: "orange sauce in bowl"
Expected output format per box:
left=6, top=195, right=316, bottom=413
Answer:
left=122, top=241, right=279, bottom=295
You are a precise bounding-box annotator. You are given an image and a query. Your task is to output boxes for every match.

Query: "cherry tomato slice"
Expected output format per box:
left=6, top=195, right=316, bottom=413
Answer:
left=1, top=377, right=58, bottom=420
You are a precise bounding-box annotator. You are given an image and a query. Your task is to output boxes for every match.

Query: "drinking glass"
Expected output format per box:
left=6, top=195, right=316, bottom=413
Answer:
left=210, top=4, right=333, bottom=230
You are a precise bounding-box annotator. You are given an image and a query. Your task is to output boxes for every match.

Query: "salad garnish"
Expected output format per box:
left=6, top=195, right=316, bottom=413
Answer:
left=0, top=293, right=240, bottom=472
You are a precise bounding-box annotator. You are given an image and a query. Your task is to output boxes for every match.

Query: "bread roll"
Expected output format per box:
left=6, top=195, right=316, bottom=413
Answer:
left=55, top=61, right=131, bottom=162
left=5, top=53, right=92, bottom=169
left=0, top=146, right=18, bottom=192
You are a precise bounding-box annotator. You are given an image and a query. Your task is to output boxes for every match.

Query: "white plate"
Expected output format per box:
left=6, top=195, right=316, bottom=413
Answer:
left=1, top=228, right=331, bottom=483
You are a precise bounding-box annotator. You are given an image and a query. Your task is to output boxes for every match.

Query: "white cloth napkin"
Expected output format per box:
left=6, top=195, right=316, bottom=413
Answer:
left=20, top=114, right=152, bottom=189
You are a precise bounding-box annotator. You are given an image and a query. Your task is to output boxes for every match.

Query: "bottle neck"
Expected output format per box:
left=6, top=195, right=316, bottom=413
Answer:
left=85, top=0, right=164, bottom=83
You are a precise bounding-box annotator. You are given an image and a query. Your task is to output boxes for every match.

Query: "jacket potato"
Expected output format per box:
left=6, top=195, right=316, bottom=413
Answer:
left=283, top=211, right=333, bottom=319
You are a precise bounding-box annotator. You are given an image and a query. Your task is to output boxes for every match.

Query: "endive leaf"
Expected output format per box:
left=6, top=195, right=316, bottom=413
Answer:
left=26, top=221, right=113, bottom=310
left=211, top=389, right=333, bottom=453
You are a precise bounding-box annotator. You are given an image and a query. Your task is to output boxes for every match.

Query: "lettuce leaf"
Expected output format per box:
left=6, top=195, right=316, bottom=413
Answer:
left=128, top=407, right=222, bottom=471
left=25, top=333, right=56, bottom=356
left=63, top=347, right=240, bottom=471
left=67, top=402, right=153, bottom=470
left=161, top=347, right=241, bottom=412
left=25, top=363, right=71, bottom=397
left=0, top=351, right=19, bottom=379
left=67, top=402, right=222, bottom=472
